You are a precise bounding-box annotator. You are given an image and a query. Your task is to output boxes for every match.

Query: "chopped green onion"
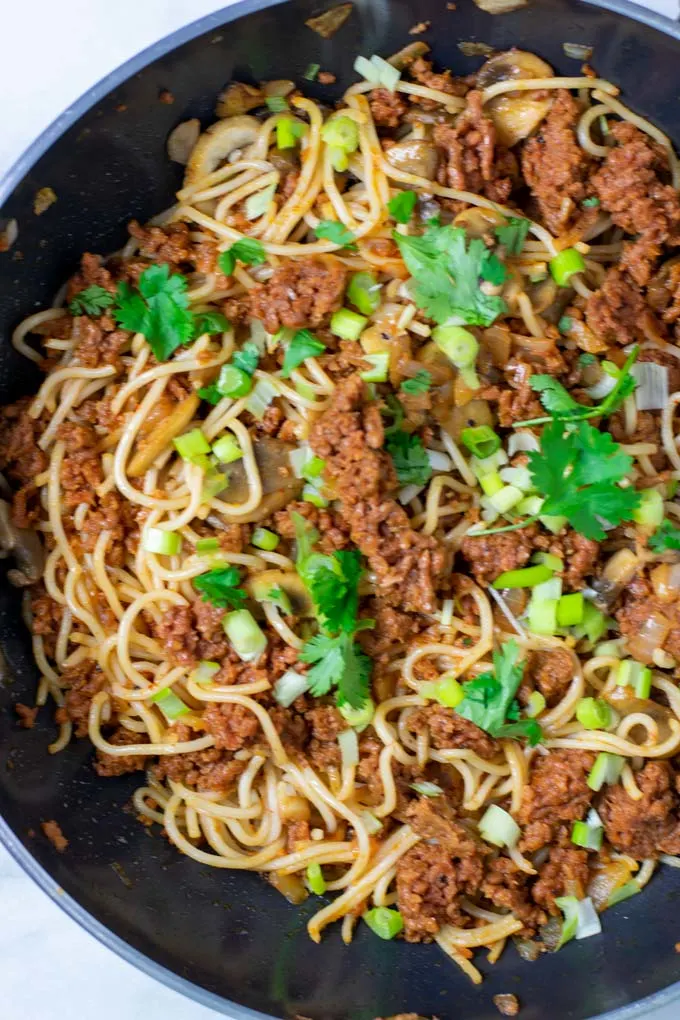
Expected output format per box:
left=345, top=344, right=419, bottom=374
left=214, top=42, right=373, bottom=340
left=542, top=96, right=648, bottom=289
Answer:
left=527, top=595, right=558, bottom=636
left=410, top=781, right=444, bottom=797
left=550, top=248, right=586, bottom=286
left=492, top=564, right=553, bottom=589
left=369, top=54, right=401, bottom=92
left=217, top=364, right=252, bottom=398
left=527, top=691, right=546, bottom=717
left=499, top=465, right=533, bottom=492
left=353, top=55, right=380, bottom=83
left=557, top=592, right=584, bottom=627
left=480, top=471, right=504, bottom=497
left=460, top=425, right=501, bottom=460
left=245, top=378, right=277, bottom=419
left=302, top=483, right=328, bottom=508
left=338, top=727, right=359, bottom=768
left=432, top=324, right=479, bottom=389
left=304, top=63, right=320, bottom=81
left=471, top=448, right=508, bottom=478
left=556, top=896, right=579, bottom=949
left=421, top=674, right=464, bottom=708
left=363, top=907, right=404, bottom=940
left=360, top=353, right=389, bottom=383
left=276, top=117, right=305, bottom=149
left=173, top=428, right=211, bottom=462
left=330, top=307, right=368, bottom=341
left=150, top=687, right=191, bottom=722
left=632, top=488, right=664, bottom=529
left=576, top=697, right=612, bottom=730
left=479, top=804, right=520, bottom=849
left=244, top=182, right=277, bottom=220
left=251, top=527, right=279, bottom=551
left=192, top=660, right=221, bottom=684
left=616, top=659, right=652, bottom=698
left=327, top=146, right=348, bottom=172
left=573, top=601, right=610, bottom=644
left=195, top=537, right=220, bottom=554
left=571, top=819, right=603, bottom=851
left=539, top=513, right=568, bottom=534
left=594, top=639, right=625, bottom=658
left=273, top=668, right=309, bottom=707
left=202, top=469, right=228, bottom=502
left=347, top=271, right=381, bottom=315
left=143, top=528, right=182, bottom=555
left=321, top=116, right=359, bottom=153
left=556, top=896, right=601, bottom=947
left=558, top=315, right=574, bottom=334
left=339, top=698, right=375, bottom=730
left=265, top=95, right=289, bottom=113
left=487, top=484, right=524, bottom=515
left=360, top=809, right=383, bottom=835
left=301, top=456, right=326, bottom=482
left=532, top=551, right=564, bottom=573
left=587, top=751, right=625, bottom=792
left=306, top=863, right=326, bottom=895
left=607, top=880, right=640, bottom=908
left=582, top=196, right=600, bottom=208
left=212, top=434, right=242, bottom=464
left=223, top=609, right=267, bottom=662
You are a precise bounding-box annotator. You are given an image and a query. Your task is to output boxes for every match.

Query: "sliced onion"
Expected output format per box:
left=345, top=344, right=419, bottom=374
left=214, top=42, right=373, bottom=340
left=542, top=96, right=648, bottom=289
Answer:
left=508, top=431, right=540, bottom=456
left=660, top=854, right=680, bottom=869
left=398, top=483, right=424, bottom=505
left=631, top=362, right=669, bottom=411
left=473, top=0, right=527, bottom=12
left=426, top=449, right=451, bottom=472
left=651, top=563, right=680, bottom=600
left=574, top=897, right=601, bottom=940
left=440, top=598, right=454, bottom=627
left=488, top=586, right=527, bottom=637
left=338, top=728, right=359, bottom=769
left=0, top=218, right=18, bottom=253
left=273, top=669, right=308, bottom=707
left=167, top=119, right=201, bottom=164
left=627, top=612, right=671, bottom=664
left=563, top=42, right=594, bottom=60
left=359, top=809, right=383, bottom=834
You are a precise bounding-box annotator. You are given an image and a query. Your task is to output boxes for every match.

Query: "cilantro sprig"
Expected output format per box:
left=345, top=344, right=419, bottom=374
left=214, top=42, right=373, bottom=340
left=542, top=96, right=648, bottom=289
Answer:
left=494, top=217, right=530, bottom=256
left=115, top=264, right=195, bottom=361
left=456, top=640, right=542, bottom=745
left=218, top=238, right=266, bottom=276
left=393, top=221, right=507, bottom=326
left=300, top=630, right=372, bottom=708
left=648, top=519, right=680, bottom=553
left=193, top=566, right=247, bottom=609
left=281, top=329, right=326, bottom=377
left=400, top=369, right=432, bottom=395
left=387, top=190, right=417, bottom=224
left=69, top=285, right=115, bottom=316
left=519, top=347, right=639, bottom=427
left=314, top=220, right=358, bottom=250
left=386, top=430, right=432, bottom=487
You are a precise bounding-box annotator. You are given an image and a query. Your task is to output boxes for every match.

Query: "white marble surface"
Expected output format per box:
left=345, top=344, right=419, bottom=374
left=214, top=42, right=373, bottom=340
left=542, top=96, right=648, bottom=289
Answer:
left=2, top=0, right=680, bottom=1018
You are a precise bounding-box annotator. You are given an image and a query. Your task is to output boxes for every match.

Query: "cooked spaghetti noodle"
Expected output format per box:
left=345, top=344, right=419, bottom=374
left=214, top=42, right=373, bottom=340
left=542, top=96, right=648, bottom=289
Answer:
left=5, top=44, right=680, bottom=982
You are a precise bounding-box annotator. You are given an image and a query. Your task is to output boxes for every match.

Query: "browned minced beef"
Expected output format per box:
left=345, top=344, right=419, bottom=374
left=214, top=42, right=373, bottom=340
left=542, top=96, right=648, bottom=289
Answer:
left=460, top=525, right=538, bottom=587
left=599, top=761, right=680, bottom=858
left=406, top=796, right=485, bottom=860
left=616, top=569, right=680, bottom=663
left=71, top=315, right=129, bottom=369
left=518, top=750, right=595, bottom=852
left=586, top=268, right=657, bottom=346
left=531, top=844, right=590, bottom=912
left=433, top=91, right=516, bottom=204
left=310, top=375, right=445, bottom=613
left=30, top=585, right=63, bottom=659
left=153, top=599, right=229, bottom=667
left=481, top=856, right=546, bottom=934
left=57, top=421, right=103, bottom=509
left=396, top=836, right=484, bottom=941
left=551, top=531, right=600, bottom=591
left=202, top=702, right=261, bottom=751
left=154, top=749, right=246, bottom=794
left=15, top=703, right=38, bottom=728
left=0, top=398, right=48, bottom=490
left=41, top=820, right=68, bottom=852
left=246, top=256, right=347, bottom=333
left=66, top=252, right=117, bottom=300
left=94, top=726, right=148, bottom=777
left=524, top=648, right=574, bottom=707
left=359, top=599, right=424, bottom=661
left=522, top=91, right=595, bottom=236
left=407, top=57, right=469, bottom=102
left=407, top=704, right=499, bottom=759
left=369, top=88, right=408, bottom=128
left=78, top=490, right=145, bottom=568
left=273, top=500, right=351, bottom=555
left=593, top=122, right=680, bottom=286
left=62, top=659, right=107, bottom=738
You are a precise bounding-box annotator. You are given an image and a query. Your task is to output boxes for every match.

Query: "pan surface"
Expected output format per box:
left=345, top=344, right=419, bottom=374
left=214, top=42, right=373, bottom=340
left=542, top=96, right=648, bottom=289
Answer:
left=2, top=1, right=680, bottom=1017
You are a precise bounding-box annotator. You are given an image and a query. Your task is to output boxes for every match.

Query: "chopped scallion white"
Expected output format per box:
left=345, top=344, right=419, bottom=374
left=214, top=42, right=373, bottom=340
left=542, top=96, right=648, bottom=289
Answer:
left=631, top=361, right=668, bottom=411
left=273, top=669, right=309, bottom=707
left=338, top=727, right=359, bottom=769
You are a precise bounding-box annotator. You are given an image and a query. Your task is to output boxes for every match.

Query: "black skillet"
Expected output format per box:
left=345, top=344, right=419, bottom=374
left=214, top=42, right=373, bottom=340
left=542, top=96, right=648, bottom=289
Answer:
left=2, top=1, right=680, bottom=1017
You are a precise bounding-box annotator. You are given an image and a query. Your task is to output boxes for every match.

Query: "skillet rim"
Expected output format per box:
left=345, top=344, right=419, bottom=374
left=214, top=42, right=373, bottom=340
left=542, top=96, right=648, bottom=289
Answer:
left=2, top=1, right=680, bottom=1016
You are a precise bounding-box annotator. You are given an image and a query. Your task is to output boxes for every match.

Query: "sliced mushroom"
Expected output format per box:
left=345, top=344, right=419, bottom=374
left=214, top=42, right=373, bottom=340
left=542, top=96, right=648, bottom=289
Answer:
left=0, top=500, right=45, bottom=586
left=453, top=206, right=507, bottom=239
left=434, top=396, right=495, bottom=440
left=215, top=83, right=264, bottom=119
left=167, top=119, right=201, bottom=165
left=477, top=50, right=554, bottom=147
left=247, top=569, right=314, bottom=617
left=387, top=41, right=430, bottom=69
left=184, top=115, right=260, bottom=187
left=128, top=393, right=200, bottom=478
left=385, top=139, right=440, bottom=181
left=216, top=435, right=302, bottom=523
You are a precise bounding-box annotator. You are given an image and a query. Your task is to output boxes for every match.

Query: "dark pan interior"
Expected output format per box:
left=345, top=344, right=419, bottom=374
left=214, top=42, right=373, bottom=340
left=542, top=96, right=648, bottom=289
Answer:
left=2, top=1, right=680, bottom=1017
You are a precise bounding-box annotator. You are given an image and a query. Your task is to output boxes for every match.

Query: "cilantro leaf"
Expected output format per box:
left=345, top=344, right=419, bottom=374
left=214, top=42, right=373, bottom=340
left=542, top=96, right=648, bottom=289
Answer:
left=265, top=585, right=293, bottom=615
left=198, top=384, right=222, bottom=405
left=528, top=419, right=641, bottom=541
left=309, top=549, right=363, bottom=636
left=456, top=640, right=542, bottom=745
left=525, top=347, right=639, bottom=426
left=114, top=264, right=194, bottom=361
left=479, top=252, right=508, bottom=286
left=400, top=369, right=432, bottom=395
left=530, top=376, right=583, bottom=418
left=193, top=311, right=231, bottom=338
left=69, top=285, right=115, bottom=317
left=281, top=329, right=326, bottom=377
left=386, top=430, right=432, bottom=486
left=314, top=220, right=358, bottom=250
left=232, top=340, right=260, bottom=377
left=648, top=519, right=680, bottom=553
left=381, top=393, right=405, bottom=435
left=387, top=190, right=417, bottom=224
left=494, top=217, right=530, bottom=255
left=299, top=630, right=372, bottom=708
left=193, top=566, right=247, bottom=609
left=393, top=222, right=507, bottom=326
left=218, top=238, right=266, bottom=276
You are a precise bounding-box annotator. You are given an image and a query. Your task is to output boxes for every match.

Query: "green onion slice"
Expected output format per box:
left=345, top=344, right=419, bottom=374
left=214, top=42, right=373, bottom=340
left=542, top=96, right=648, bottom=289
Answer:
left=143, top=528, right=182, bottom=556
left=223, top=609, right=267, bottom=662
left=460, top=425, right=501, bottom=459
left=363, top=906, right=404, bottom=940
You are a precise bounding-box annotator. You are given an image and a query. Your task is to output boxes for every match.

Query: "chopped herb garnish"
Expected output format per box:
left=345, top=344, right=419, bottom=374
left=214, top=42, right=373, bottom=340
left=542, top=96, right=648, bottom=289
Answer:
left=578, top=352, right=596, bottom=366
left=558, top=315, right=573, bottom=334
left=479, top=252, right=508, bottom=286
left=582, top=196, right=601, bottom=208
left=494, top=217, right=530, bottom=256
left=281, top=329, right=326, bottom=377
left=218, top=238, right=267, bottom=276
left=455, top=640, right=542, bottom=745
left=400, top=369, right=432, bottom=395
left=265, top=95, right=289, bottom=112
left=299, top=630, right=372, bottom=708
left=648, top=519, right=680, bottom=553
left=522, top=346, right=639, bottom=426
left=232, top=340, right=260, bottom=377
left=386, top=429, right=432, bottom=487
left=314, top=220, right=358, bottom=250
left=193, top=311, right=231, bottom=338
left=304, top=63, right=321, bottom=81
left=193, top=566, right=247, bottom=609
left=393, top=221, right=507, bottom=326
left=69, top=285, right=115, bottom=316
left=381, top=393, right=405, bottom=434
left=387, top=190, right=417, bottom=224
left=114, top=264, right=194, bottom=361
